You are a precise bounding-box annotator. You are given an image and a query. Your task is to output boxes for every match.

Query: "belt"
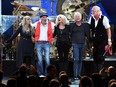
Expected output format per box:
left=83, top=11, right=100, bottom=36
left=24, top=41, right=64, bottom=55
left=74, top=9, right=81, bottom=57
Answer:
left=38, top=41, right=49, bottom=44
left=22, top=37, right=30, bottom=40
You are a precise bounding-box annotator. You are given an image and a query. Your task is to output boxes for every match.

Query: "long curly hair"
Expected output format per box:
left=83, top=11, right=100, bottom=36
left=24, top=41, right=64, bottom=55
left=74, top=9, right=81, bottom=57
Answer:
left=21, top=16, right=34, bottom=35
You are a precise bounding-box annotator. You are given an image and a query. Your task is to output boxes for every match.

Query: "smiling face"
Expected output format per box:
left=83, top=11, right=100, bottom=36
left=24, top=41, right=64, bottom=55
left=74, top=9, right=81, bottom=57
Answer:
left=92, top=6, right=101, bottom=18
left=56, top=14, right=69, bottom=25
left=58, top=16, right=63, bottom=23
left=74, top=12, right=82, bottom=22
left=40, top=16, right=48, bottom=24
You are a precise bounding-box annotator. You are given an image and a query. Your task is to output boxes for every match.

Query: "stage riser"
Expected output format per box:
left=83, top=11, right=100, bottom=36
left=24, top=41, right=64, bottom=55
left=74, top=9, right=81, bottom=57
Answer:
left=2, top=60, right=16, bottom=77
left=82, top=61, right=116, bottom=76
left=2, top=60, right=116, bottom=77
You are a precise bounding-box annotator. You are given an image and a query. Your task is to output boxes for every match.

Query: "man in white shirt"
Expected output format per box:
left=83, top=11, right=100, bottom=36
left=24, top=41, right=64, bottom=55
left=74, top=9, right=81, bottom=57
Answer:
left=33, top=13, right=55, bottom=76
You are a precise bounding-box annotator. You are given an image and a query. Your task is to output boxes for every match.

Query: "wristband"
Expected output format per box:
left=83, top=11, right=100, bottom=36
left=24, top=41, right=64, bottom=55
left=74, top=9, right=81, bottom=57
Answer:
left=108, top=39, right=111, bottom=42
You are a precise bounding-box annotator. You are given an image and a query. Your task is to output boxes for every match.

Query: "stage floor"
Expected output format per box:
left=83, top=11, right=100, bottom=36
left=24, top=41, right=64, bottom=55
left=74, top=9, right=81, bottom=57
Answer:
left=83, top=55, right=116, bottom=61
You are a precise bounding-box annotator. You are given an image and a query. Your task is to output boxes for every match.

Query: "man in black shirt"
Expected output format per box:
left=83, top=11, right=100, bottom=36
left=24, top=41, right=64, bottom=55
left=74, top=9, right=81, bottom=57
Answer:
left=70, top=12, right=90, bottom=79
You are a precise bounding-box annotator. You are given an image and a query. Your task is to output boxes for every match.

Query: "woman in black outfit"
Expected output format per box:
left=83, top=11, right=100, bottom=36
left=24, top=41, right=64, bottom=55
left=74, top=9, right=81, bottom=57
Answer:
left=53, top=14, right=71, bottom=73
left=5, top=16, right=35, bottom=68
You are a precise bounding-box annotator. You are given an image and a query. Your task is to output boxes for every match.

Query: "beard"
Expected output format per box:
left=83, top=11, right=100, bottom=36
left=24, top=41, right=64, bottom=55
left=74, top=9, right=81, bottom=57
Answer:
left=41, top=20, right=47, bottom=24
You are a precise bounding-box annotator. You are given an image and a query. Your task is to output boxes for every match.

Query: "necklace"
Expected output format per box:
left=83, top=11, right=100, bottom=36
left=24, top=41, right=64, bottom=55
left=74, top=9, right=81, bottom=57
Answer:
left=60, top=29, right=63, bottom=34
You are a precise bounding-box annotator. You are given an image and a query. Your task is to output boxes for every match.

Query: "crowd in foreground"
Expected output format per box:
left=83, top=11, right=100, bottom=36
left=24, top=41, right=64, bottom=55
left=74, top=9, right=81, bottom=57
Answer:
left=0, top=64, right=116, bottom=87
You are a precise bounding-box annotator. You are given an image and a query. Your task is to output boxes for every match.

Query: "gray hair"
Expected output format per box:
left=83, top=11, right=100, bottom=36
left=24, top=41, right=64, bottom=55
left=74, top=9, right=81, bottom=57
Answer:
left=92, top=5, right=102, bottom=15
left=92, top=6, right=101, bottom=11
left=56, top=14, right=69, bottom=25
left=74, top=12, right=82, bottom=21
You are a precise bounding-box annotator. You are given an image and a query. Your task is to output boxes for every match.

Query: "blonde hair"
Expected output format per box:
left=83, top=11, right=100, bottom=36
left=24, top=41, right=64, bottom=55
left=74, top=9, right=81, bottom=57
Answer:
left=21, top=16, right=31, bottom=25
left=56, top=14, right=69, bottom=25
left=21, top=16, right=34, bottom=35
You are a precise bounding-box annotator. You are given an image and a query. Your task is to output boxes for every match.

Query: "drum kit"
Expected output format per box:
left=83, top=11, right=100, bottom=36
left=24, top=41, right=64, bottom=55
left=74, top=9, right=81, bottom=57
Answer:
left=10, top=1, right=47, bottom=16
left=57, top=0, right=102, bottom=21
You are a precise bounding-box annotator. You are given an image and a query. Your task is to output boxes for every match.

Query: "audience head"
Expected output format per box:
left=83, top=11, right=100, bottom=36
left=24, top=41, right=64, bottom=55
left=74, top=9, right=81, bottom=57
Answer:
left=108, top=79, right=116, bottom=87
left=47, top=65, right=57, bottom=77
left=107, top=66, right=116, bottom=77
left=23, top=55, right=32, bottom=66
left=91, top=73, right=102, bottom=87
left=18, top=64, right=27, bottom=76
left=109, top=82, right=116, bottom=87
left=29, top=65, right=38, bottom=75
left=79, top=75, right=93, bottom=87
left=59, top=73, right=69, bottom=85
left=28, top=75, right=37, bottom=87
left=59, top=71, right=72, bottom=85
left=49, top=79, right=59, bottom=87
left=7, top=78, right=17, bottom=87
left=59, top=71, right=67, bottom=78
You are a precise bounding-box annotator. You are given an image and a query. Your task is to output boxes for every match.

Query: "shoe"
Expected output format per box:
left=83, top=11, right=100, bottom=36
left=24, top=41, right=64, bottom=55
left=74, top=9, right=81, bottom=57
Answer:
left=39, top=75, right=45, bottom=77
left=74, top=77, right=79, bottom=80
left=77, top=75, right=81, bottom=79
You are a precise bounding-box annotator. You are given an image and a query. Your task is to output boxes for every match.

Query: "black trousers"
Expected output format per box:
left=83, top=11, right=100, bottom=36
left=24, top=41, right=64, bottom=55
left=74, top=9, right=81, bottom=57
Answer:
left=93, top=37, right=107, bottom=72
left=56, top=41, right=70, bottom=72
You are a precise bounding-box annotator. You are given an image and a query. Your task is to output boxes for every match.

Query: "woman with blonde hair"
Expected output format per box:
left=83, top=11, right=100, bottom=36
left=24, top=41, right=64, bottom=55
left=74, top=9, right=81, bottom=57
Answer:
left=5, top=16, right=35, bottom=68
left=55, top=14, right=69, bottom=25
left=53, top=14, right=71, bottom=73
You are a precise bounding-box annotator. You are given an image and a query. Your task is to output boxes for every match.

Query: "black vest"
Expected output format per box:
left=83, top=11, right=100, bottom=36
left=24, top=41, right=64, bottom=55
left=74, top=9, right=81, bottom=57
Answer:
left=90, top=15, right=107, bottom=41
